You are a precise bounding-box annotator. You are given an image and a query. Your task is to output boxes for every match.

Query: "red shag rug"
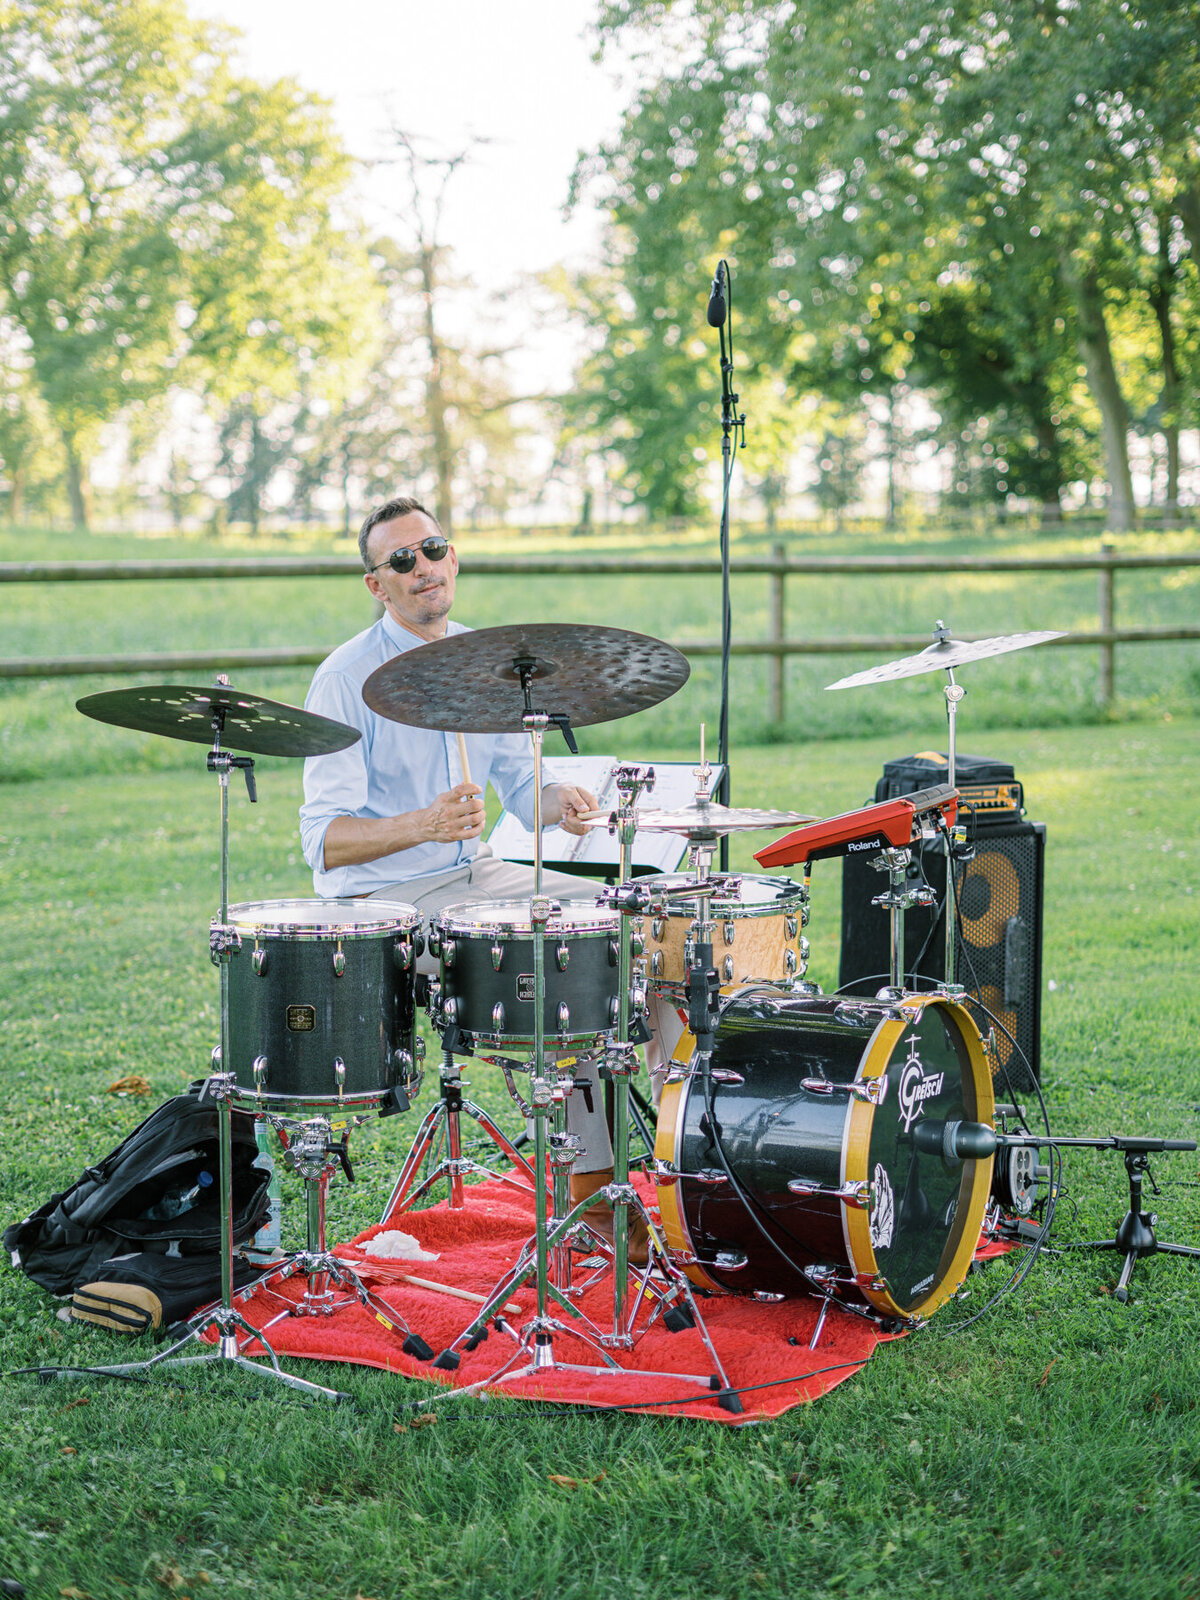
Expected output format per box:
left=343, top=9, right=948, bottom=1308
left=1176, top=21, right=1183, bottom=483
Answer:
left=216, top=1173, right=909, bottom=1424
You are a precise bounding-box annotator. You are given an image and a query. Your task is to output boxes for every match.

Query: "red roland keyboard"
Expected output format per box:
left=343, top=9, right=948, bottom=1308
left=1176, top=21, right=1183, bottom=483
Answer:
left=754, top=785, right=959, bottom=869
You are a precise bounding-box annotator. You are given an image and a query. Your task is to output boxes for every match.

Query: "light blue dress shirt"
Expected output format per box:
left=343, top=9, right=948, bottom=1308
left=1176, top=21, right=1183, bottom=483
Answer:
left=299, top=612, right=540, bottom=897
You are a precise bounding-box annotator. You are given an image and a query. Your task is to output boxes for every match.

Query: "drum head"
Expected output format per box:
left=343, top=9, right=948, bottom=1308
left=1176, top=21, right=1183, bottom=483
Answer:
left=437, top=898, right=612, bottom=935
left=647, top=872, right=803, bottom=914
left=225, top=898, right=418, bottom=935
left=844, top=997, right=994, bottom=1318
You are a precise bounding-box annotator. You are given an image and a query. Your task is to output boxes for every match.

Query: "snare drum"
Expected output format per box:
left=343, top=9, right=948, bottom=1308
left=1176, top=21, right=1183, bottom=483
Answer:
left=221, top=899, right=421, bottom=1108
left=643, top=873, right=809, bottom=992
left=655, top=986, right=994, bottom=1322
left=430, top=899, right=619, bottom=1047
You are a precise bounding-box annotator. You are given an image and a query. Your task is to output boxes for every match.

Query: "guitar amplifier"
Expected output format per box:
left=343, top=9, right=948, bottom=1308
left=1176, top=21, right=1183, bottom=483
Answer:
left=840, top=797, right=1045, bottom=1092
left=875, top=751, right=1023, bottom=827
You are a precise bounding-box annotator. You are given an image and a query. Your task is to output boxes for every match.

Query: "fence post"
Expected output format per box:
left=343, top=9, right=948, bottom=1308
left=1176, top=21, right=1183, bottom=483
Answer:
left=1098, top=540, right=1115, bottom=708
left=770, top=541, right=786, bottom=725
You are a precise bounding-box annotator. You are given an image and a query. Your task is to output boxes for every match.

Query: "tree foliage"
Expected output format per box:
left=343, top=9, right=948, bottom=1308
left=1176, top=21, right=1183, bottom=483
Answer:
left=0, top=0, right=377, bottom=528
left=576, top=0, right=1200, bottom=526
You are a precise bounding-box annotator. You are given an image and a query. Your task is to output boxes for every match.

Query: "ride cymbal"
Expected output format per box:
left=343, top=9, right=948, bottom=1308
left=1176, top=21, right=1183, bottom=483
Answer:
left=76, top=684, right=361, bottom=757
left=362, top=623, right=690, bottom=732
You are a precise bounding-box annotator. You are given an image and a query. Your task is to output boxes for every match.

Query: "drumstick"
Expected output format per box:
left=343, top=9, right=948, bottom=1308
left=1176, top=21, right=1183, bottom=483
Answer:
left=396, top=1271, right=521, bottom=1315
left=576, top=807, right=614, bottom=822
left=456, top=731, right=472, bottom=786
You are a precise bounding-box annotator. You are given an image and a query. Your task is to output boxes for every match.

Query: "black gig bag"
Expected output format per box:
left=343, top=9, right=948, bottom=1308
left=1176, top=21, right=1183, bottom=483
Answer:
left=4, top=1082, right=269, bottom=1297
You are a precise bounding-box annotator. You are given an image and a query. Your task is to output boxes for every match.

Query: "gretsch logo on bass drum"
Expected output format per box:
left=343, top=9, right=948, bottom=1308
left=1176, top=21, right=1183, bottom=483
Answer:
left=897, top=1036, right=945, bottom=1133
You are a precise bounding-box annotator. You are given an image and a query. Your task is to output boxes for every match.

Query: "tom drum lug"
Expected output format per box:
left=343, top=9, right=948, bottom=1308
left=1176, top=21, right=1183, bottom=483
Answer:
left=556, top=941, right=570, bottom=972
left=722, top=920, right=736, bottom=947
left=414, top=1035, right=426, bottom=1062
left=650, top=951, right=664, bottom=978
left=334, top=1057, right=346, bottom=1101
left=785, top=914, right=798, bottom=940
left=393, top=939, right=413, bottom=971
left=651, top=916, right=665, bottom=942
left=252, top=945, right=268, bottom=976
left=721, top=955, right=734, bottom=981
left=491, top=940, right=504, bottom=971
left=784, top=948, right=798, bottom=977
left=556, top=1001, right=571, bottom=1035
left=492, top=1001, right=506, bottom=1033
left=441, top=938, right=457, bottom=969
left=332, top=945, right=346, bottom=978
left=252, top=1054, right=268, bottom=1093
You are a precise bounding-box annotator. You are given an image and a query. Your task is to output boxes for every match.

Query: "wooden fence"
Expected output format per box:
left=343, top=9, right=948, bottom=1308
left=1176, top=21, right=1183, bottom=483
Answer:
left=2, top=545, right=1198, bottom=720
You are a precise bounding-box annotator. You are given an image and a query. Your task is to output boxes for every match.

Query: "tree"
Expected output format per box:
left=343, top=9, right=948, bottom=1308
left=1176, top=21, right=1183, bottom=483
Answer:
left=585, top=0, right=1200, bottom=529
left=0, top=0, right=377, bottom=529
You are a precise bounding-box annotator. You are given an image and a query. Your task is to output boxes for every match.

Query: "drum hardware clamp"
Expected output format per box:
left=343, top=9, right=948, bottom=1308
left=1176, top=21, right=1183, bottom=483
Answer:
left=787, top=1178, right=874, bottom=1212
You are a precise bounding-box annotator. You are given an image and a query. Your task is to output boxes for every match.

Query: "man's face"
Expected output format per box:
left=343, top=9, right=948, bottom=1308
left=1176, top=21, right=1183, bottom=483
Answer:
left=363, top=510, right=458, bottom=641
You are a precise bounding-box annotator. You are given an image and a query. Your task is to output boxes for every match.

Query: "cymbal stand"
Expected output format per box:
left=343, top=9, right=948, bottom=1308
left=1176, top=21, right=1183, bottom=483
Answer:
left=870, top=845, right=936, bottom=1000
left=432, top=760, right=738, bottom=1405
left=233, top=1113, right=433, bottom=1359
left=933, top=620, right=966, bottom=987
left=64, top=694, right=346, bottom=1401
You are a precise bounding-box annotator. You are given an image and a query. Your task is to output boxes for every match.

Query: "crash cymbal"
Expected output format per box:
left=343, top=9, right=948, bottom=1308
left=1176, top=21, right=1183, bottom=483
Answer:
left=825, top=628, right=1066, bottom=690
left=581, top=800, right=816, bottom=838
left=76, top=684, right=361, bottom=758
left=362, top=623, right=690, bottom=732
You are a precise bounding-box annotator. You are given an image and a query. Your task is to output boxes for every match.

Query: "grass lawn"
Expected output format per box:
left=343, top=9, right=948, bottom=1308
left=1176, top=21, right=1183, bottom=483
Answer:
left=1, top=694, right=1199, bottom=1600
left=3, top=523, right=1200, bottom=1598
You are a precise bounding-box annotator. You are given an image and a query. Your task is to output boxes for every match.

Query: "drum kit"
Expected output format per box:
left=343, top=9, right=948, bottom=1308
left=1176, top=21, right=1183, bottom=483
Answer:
left=65, top=616, right=1189, bottom=1405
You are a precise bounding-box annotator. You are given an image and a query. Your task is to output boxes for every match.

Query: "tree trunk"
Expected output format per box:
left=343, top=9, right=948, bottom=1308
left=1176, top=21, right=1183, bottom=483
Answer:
left=62, top=432, right=89, bottom=531
left=8, top=465, right=25, bottom=524
left=1149, top=221, right=1181, bottom=526
left=1060, top=255, right=1135, bottom=532
left=1034, top=419, right=1064, bottom=525
left=419, top=245, right=454, bottom=535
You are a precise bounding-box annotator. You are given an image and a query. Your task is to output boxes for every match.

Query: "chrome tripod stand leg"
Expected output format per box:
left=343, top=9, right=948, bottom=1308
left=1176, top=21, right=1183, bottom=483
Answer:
left=381, top=1059, right=541, bottom=1222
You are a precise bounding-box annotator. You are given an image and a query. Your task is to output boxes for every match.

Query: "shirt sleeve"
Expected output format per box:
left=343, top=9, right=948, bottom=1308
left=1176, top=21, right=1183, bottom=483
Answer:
left=484, top=729, right=541, bottom=831
left=299, top=669, right=372, bottom=875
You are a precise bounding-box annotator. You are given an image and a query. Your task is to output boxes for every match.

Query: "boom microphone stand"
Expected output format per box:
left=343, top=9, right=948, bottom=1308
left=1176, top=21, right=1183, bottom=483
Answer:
left=706, top=259, right=746, bottom=874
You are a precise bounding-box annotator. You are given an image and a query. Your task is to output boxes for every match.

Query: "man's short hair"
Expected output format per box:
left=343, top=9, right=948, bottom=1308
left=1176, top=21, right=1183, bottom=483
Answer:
left=358, top=497, right=442, bottom=570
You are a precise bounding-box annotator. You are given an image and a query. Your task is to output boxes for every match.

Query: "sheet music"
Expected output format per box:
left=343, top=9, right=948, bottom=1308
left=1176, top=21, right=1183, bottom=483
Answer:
left=488, top=758, right=728, bottom=875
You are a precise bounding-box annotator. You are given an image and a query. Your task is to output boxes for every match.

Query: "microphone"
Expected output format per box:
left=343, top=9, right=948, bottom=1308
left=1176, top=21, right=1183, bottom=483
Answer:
left=910, top=1118, right=998, bottom=1162
left=706, top=261, right=727, bottom=328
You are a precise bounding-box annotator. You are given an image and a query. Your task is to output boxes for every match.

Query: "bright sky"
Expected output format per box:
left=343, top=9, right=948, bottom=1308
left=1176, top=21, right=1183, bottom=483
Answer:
left=186, top=0, right=633, bottom=289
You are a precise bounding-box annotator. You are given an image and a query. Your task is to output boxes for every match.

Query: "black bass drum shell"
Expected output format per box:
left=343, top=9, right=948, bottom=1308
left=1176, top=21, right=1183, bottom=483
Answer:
left=432, top=899, right=619, bottom=1046
left=655, top=987, right=994, bottom=1321
left=222, top=899, right=420, bottom=1106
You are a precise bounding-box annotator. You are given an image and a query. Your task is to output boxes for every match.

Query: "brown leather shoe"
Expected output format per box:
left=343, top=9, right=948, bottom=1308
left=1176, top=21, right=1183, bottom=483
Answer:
left=569, top=1168, right=650, bottom=1266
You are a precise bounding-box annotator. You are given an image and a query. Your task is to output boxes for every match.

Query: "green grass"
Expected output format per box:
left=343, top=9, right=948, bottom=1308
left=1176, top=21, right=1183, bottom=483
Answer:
left=2, top=525, right=1200, bottom=1598
left=1, top=713, right=1199, bottom=1600
left=2, top=521, right=1199, bottom=783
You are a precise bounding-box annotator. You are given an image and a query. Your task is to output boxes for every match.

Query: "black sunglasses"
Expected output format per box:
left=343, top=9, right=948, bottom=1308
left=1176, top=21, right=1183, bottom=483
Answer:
left=370, top=535, right=449, bottom=575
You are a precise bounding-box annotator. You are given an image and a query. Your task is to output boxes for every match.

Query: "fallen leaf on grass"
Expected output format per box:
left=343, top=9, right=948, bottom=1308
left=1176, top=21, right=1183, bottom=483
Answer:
left=59, top=1397, right=89, bottom=1412
left=408, top=1413, right=437, bottom=1429
left=1036, top=1358, right=1058, bottom=1388
left=59, top=1447, right=77, bottom=1456
left=59, top=1588, right=91, bottom=1599
left=154, top=1565, right=185, bottom=1591
left=107, top=1074, right=152, bottom=1097
left=547, top=1473, right=606, bottom=1490
left=393, top=1423, right=408, bottom=1434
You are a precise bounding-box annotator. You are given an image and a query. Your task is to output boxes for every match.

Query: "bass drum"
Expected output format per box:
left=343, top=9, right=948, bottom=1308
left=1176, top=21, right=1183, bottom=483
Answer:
left=655, top=987, right=994, bottom=1323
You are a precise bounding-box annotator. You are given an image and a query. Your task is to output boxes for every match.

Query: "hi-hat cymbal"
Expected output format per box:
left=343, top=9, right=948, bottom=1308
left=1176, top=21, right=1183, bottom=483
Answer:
left=362, top=623, right=690, bottom=732
left=825, top=629, right=1066, bottom=690
left=581, top=800, right=816, bottom=838
left=76, top=684, right=361, bottom=758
